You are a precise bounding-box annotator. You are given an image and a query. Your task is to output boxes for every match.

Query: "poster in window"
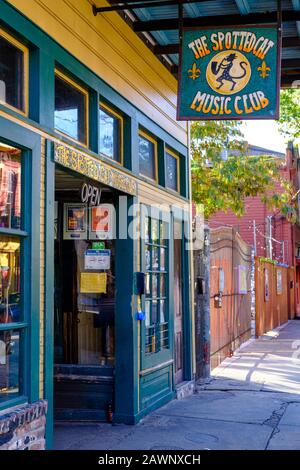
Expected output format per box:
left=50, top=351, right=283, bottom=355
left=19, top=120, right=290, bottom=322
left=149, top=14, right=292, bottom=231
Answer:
left=80, top=272, right=107, bottom=293
left=265, top=268, right=269, bottom=302
left=276, top=269, right=283, bottom=295
left=238, top=265, right=248, bottom=294
left=63, top=203, right=87, bottom=240
left=89, top=204, right=113, bottom=240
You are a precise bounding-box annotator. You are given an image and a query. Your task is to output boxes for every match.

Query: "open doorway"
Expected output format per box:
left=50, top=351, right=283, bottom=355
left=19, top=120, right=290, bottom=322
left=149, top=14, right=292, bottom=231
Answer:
left=53, top=166, right=116, bottom=420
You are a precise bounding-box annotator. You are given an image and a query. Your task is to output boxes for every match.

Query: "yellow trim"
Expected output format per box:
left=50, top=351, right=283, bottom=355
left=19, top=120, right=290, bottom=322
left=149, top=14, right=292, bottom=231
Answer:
left=0, top=106, right=186, bottom=205
left=0, top=143, right=18, bottom=152
left=99, top=101, right=124, bottom=166
left=138, top=129, right=158, bottom=183
left=0, top=28, right=29, bottom=116
left=54, top=68, right=89, bottom=147
left=165, top=147, right=180, bottom=193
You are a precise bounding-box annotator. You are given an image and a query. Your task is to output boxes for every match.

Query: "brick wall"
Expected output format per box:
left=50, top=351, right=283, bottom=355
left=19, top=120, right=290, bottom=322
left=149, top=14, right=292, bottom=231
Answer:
left=209, top=146, right=300, bottom=266
left=0, top=400, right=47, bottom=450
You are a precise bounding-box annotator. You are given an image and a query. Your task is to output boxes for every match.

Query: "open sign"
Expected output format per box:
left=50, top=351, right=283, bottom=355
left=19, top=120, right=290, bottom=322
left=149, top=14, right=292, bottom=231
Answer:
left=81, top=183, right=101, bottom=206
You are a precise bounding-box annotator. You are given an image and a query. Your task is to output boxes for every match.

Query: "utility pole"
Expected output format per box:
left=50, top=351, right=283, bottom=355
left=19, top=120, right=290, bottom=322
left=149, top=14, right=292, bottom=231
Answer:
left=194, top=227, right=210, bottom=380
left=253, top=220, right=257, bottom=255
left=267, top=215, right=273, bottom=259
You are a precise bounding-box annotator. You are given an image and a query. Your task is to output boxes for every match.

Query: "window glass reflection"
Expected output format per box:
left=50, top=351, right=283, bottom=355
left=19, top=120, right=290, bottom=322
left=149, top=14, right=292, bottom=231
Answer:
left=99, top=106, right=121, bottom=162
left=166, top=151, right=179, bottom=192
left=139, top=134, right=156, bottom=180
left=0, top=329, right=20, bottom=402
left=55, top=73, right=87, bottom=144
left=0, top=145, right=21, bottom=230
left=0, top=33, right=25, bottom=112
left=0, top=236, right=21, bottom=324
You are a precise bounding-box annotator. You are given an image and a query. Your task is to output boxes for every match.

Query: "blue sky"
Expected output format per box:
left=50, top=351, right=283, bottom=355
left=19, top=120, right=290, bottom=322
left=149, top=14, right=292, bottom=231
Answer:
left=241, top=120, right=287, bottom=153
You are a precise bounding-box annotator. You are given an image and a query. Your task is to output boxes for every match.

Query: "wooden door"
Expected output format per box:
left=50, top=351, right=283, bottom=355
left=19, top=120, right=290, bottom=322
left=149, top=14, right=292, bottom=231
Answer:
left=77, top=312, right=102, bottom=364
left=174, top=222, right=183, bottom=384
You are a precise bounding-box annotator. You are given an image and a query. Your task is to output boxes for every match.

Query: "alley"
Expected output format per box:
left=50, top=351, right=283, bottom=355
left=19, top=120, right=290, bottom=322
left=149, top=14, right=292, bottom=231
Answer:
left=54, top=320, right=300, bottom=451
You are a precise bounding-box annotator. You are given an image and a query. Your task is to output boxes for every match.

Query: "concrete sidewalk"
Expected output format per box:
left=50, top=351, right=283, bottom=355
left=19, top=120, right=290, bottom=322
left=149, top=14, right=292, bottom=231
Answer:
left=54, top=320, right=300, bottom=450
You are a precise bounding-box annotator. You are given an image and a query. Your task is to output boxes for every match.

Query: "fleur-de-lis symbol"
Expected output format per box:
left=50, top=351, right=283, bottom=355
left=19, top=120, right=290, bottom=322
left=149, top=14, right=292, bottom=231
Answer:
left=188, top=62, right=201, bottom=80
left=257, top=61, right=271, bottom=78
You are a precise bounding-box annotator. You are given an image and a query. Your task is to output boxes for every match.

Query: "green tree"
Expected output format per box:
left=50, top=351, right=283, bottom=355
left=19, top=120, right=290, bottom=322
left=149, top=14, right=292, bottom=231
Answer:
left=278, top=89, right=300, bottom=141
left=191, top=120, right=297, bottom=221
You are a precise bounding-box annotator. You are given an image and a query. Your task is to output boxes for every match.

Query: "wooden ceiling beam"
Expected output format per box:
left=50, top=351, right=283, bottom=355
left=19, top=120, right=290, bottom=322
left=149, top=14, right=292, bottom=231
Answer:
left=281, top=74, right=300, bottom=87
left=133, top=10, right=300, bottom=32
left=153, top=37, right=300, bottom=55
left=282, top=58, right=300, bottom=69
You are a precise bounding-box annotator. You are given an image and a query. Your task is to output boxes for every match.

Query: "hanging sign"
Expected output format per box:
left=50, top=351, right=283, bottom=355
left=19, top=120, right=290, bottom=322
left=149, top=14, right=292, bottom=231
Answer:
left=178, top=25, right=280, bottom=120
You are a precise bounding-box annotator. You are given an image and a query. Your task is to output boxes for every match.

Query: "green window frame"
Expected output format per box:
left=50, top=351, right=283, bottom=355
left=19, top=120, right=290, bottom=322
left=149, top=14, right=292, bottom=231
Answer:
left=0, top=27, right=29, bottom=116
left=0, top=117, right=40, bottom=412
left=140, top=207, right=173, bottom=370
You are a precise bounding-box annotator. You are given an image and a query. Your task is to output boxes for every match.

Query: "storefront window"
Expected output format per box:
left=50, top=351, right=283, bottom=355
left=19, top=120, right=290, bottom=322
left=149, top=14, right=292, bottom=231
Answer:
left=144, top=216, right=169, bottom=354
left=55, top=70, right=88, bottom=145
left=0, top=146, right=22, bottom=229
left=99, top=103, right=123, bottom=163
left=139, top=131, right=157, bottom=181
left=165, top=149, right=179, bottom=192
left=0, top=142, right=24, bottom=405
left=0, top=236, right=21, bottom=324
left=0, top=29, right=28, bottom=114
left=0, top=329, right=20, bottom=403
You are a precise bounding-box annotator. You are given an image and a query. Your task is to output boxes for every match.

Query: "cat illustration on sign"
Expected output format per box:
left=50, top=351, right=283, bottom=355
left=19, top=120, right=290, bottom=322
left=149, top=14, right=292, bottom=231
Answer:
left=211, top=53, right=248, bottom=91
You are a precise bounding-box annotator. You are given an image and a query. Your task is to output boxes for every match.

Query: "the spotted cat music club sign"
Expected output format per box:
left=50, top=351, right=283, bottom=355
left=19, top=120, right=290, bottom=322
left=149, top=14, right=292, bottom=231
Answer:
left=177, top=26, right=280, bottom=120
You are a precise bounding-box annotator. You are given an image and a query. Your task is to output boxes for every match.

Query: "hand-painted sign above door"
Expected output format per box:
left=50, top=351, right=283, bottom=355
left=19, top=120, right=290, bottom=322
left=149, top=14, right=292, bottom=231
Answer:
left=177, top=26, right=280, bottom=120
left=54, top=142, right=137, bottom=195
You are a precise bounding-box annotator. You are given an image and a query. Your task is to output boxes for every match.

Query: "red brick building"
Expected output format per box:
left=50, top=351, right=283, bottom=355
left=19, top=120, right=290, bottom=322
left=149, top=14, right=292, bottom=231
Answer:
left=209, top=143, right=300, bottom=316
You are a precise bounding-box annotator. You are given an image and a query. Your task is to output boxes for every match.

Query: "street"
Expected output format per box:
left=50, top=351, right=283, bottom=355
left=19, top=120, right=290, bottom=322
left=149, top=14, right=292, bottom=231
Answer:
left=54, top=320, right=300, bottom=450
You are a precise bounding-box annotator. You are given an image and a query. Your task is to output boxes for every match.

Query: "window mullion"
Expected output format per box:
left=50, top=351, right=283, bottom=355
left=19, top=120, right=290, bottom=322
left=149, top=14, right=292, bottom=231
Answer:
left=0, top=228, right=28, bottom=238
left=0, top=322, right=28, bottom=331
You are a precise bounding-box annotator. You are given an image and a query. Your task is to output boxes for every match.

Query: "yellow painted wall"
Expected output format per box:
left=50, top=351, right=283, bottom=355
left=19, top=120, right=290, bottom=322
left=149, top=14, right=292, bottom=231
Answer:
left=7, top=0, right=187, bottom=146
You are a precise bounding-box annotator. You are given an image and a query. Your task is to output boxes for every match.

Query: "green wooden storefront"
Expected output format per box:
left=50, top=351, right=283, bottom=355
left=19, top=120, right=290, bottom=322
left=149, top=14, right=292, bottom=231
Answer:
left=0, top=0, right=194, bottom=449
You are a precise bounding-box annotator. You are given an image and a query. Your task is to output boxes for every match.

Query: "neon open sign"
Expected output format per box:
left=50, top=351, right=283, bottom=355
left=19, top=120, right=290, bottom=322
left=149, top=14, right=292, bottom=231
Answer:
left=81, top=182, right=101, bottom=206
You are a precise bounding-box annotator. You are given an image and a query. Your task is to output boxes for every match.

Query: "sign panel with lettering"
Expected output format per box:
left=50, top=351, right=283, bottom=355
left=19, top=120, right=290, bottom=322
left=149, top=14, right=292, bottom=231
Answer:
left=178, top=25, right=280, bottom=120
left=80, top=272, right=107, bottom=293
left=84, top=249, right=111, bottom=270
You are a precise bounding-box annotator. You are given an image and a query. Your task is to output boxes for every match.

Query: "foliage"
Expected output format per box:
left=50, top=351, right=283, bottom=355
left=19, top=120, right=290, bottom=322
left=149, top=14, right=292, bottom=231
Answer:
left=258, top=257, right=278, bottom=265
left=278, top=89, right=300, bottom=141
left=191, top=120, right=297, bottom=221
